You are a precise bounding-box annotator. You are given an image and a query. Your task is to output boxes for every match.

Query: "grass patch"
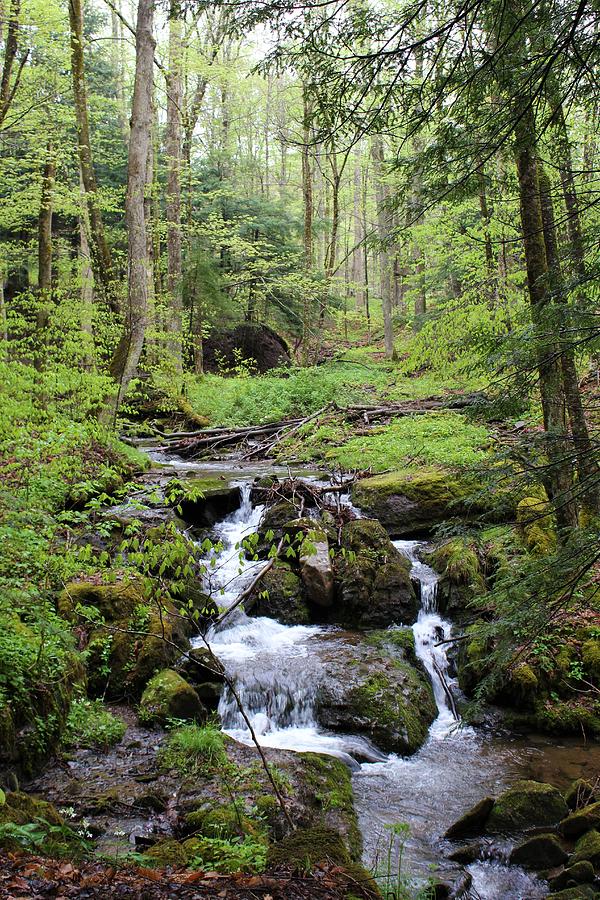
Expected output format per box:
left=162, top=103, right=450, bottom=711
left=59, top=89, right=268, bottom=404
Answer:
left=159, top=722, right=227, bottom=773
left=64, top=699, right=126, bottom=750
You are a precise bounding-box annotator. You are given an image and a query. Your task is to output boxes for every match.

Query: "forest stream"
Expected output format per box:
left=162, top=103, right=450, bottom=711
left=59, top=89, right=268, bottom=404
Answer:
left=144, top=447, right=600, bottom=899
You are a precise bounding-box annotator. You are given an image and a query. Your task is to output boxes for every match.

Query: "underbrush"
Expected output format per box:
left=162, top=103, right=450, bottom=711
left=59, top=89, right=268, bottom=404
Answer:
left=159, top=722, right=227, bottom=773
left=171, top=355, right=485, bottom=428
left=278, top=411, right=491, bottom=472
left=0, top=361, right=147, bottom=771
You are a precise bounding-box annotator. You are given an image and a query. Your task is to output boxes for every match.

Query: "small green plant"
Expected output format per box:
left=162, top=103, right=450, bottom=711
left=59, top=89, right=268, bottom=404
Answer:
left=373, top=822, right=436, bottom=900
left=64, top=698, right=126, bottom=750
left=160, top=722, right=227, bottom=773
left=187, top=834, right=267, bottom=873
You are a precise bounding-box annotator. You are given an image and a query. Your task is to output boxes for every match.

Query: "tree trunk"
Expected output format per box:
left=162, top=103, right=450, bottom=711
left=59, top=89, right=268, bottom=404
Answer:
left=68, top=0, right=116, bottom=312
left=105, top=0, right=154, bottom=422
left=371, top=136, right=394, bottom=358
left=0, top=0, right=28, bottom=128
left=538, top=166, right=600, bottom=516
left=35, top=143, right=55, bottom=369
left=514, top=113, right=577, bottom=529
left=301, top=90, right=313, bottom=364
left=165, top=0, right=183, bottom=373
left=79, top=210, right=96, bottom=372
left=351, top=150, right=365, bottom=311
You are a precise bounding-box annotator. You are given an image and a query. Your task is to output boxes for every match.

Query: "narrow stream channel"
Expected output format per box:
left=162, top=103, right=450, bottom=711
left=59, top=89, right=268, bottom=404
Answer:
left=150, top=452, right=600, bottom=899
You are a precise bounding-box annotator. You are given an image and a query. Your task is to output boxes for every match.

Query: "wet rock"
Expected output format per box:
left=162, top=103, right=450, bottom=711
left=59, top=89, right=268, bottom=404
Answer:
left=486, top=780, right=569, bottom=833
left=564, top=779, right=598, bottom=811
left=316, top=632, right=436, bottom=755
left=560, top=800, right=600, bottom=838
left=59, top=579, right=145, bottom=622
left=333, top=519, right=418, bottom=628
left=447, top=841, right=485, bottom=863
left=444, top=797, right=494, bottom=839
left=509, top=833, right=568, bottom=869
left=177, top=647, right=225, bottom=686
left=138, top=669, right=205, bottom=727
left=547, top=887, right=598, bottom=899
left=177, top=477, right=241, bottom=527
left=299, top=532, right=334, bottom=608
left=548, top=860, right=596, bottom=891
left=249, top=562, right=311, bottom=625
left=351, top=469, right=478, bottom=536
left=570, top=829, right=600, bottom=867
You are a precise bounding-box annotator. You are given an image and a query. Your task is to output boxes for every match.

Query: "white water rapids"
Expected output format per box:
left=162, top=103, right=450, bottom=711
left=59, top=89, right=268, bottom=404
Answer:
left=193, top=477, right=547, bottom=898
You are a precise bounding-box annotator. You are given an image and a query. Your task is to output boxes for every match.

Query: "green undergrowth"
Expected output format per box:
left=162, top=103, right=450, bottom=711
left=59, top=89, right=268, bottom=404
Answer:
left=63, top=699, right=126, bottom=751
left=277, top=410, right=490, bottom=472
left=159, top=722, right=227, bottom=773
left=168, top=357, right=485, bottom=428
left=0, top=362, right=147, bottom=771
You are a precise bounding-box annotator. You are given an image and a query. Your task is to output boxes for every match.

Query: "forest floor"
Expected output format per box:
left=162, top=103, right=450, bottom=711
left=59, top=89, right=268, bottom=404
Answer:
left=0, top=852, right=376, bottom=899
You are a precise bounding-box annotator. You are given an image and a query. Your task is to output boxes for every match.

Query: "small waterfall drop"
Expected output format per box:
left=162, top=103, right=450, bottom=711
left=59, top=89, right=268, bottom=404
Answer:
left=393, top=540, right=460, bottom=736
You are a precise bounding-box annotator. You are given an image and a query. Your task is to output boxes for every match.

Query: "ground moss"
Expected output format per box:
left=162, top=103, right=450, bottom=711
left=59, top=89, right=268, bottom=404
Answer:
left=582, top=639, right=600, bottom=681
left=184, top=805, right=260, bottom=839
left=145, top=838, right=189, bottom=868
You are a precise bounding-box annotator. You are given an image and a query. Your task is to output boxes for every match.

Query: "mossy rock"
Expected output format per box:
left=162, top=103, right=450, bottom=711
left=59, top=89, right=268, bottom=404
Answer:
left=582, top=639, right=600, bottom=681
left=517, top=496, right=556, bottom=555
left=444, top=797, right=494, bottom=839
left=249, top=562, right=311, bottom=625
left=297, top=752, right=362, bottom=860
left=59, top=579, right=145, bottom=622
left=548, top=860, right=596, bottom=891
left=145, top=838, right=189, bottom=868
left=366, top=627, right=418, bottom=666
left=351, top=469, right=478, bottom=536
left=457, top=621, right=490, bottom=694
left=333, top=519, right=418, bottom=628
left=571, top=829, right=600, bottom=867
left=486, top=780, right=568, bottom=833
left=547, top=887, right=598, bottom=899
left=184, top=804, right=259, bottom=840
left=427, top=537, right=485, bottom=616
left=508, top=664, right=539, bottom=710
left=509, top=833, right=568, bottom=869
left=565, top=779, right=598, bottom=811
left=0, top=791, right=63, bottom=828
left=561, top=801, right=600, bottom=839
left=174, top=477, right=241, bottom=527
left=529, top=698, right=600, bottom=738
left=267, top=825, right=381, bottom=897
left=139, top=669, right=205, bottom=726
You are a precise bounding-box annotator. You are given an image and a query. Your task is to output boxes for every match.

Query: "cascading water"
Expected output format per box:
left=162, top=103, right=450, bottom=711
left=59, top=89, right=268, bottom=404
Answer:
left=196, top=481, right=382, bottom=762
left=353, top=539, right=546, bottom=899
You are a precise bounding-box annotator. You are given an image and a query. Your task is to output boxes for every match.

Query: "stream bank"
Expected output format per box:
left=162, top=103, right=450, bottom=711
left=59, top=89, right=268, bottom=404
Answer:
left=7, top=446, right=600, bottom=899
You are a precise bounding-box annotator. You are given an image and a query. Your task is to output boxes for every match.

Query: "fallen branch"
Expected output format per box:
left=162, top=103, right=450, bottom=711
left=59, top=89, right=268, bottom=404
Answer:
left=213, top=535, right=286, bottom=628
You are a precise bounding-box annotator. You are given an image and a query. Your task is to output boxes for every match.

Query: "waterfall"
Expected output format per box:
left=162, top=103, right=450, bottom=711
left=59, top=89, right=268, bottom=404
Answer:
left=393, top=540, right=460, bottom=735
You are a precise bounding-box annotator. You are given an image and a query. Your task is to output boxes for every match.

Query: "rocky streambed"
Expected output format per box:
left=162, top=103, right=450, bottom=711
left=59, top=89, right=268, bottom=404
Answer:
left=10, top=448, right=600, bottom=899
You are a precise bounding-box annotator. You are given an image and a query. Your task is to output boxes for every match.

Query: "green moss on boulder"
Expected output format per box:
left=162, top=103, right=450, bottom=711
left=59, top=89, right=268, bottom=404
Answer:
left=351, top=469, right=478, bottom=535
left=145, top=838, right=189, bottom=868
left=487, top=780, right=568, bottom=833
left=444, top=797, right=494, bottom=839
left=582, top=639, right=600, bottom=681
left=571, top=829, right=600, bottom=867
left=139, top=669, right=205, bottom=726
left=517, top=497, right=556, bottom=555
left=249, top=562, right=310, bottom=625
left=509, top=833, right=568, bottom=869
left=561, top=801, right=600, bottom=839
left=565, top=779, right=598, bottom=811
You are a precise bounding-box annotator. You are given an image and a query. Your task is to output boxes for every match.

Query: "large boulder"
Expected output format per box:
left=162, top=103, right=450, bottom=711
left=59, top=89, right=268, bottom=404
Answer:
left=315, top=631, right=436, bottom=755
left=486, top=780, right=569, bottom=833
left=332, top=519, right=418, bottom=628
left=202, top=323, right=290, bottom=374
left=175, top=477, right=241, bottom=527
left=351, top=469, right=479, bottom=536
left=139, top=669, right=206, bottom=726
left=564, top=779, right=598, bottom=811
left=300, top=533, right=334, bottom=608
left=548, top=860, right=596, bottom=892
